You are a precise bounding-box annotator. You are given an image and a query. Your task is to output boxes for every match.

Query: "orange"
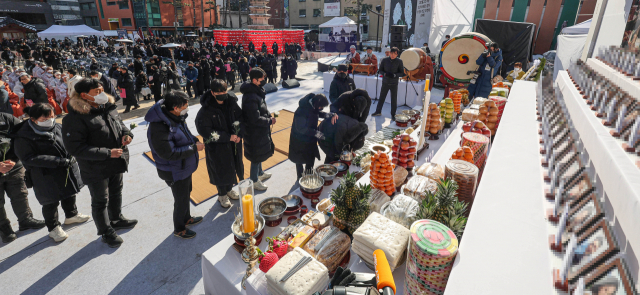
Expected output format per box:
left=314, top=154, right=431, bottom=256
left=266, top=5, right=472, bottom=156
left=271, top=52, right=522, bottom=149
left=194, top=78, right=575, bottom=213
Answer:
left=379, top=168, right=387, bottom=174
left=464, top=152, right=473, bottom=161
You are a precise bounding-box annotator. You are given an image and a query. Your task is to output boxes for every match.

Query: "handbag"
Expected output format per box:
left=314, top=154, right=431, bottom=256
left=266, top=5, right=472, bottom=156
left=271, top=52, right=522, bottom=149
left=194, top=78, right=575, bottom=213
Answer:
left=120, top=88, right=126, bottom=98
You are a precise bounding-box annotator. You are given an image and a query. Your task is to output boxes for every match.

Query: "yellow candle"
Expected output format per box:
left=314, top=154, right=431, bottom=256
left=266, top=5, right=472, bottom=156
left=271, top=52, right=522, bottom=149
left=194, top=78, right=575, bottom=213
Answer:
left=424, top=79, right=430, bottom=92
left=241, top=194, right=255, bottom=233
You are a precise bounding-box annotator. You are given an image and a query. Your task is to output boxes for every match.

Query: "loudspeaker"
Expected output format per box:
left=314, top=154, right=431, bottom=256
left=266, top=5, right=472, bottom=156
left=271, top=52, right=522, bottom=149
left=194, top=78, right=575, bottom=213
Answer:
left=282, top=79, right=300, bottom=89
left=391, top=25, right=407, bottom=34
left=390, top=33, right=405, bottom=42
left=390, top=41, right=405, bottom=50
left=264, top=83, right=278, bottom=93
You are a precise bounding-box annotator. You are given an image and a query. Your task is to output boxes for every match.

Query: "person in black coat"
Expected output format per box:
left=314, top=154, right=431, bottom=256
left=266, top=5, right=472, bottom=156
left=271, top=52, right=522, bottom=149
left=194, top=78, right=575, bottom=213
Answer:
left=372, top=47, right=405, bottom=119
left=195, top=79, right=244, bottom=208
left=261, top=43, right=267, bottom=54
left=212, top=54, right=226, bottom=82
left=281, top=54, right=298, bottom=81
left=248, top=41, right=255, bottom=53
left=289, top=93, right=337, bottom=179
left=318, top=100, right=369, bottom=164
left=238, top=57, right=250, bottom=83
left=272, top=42, right=279, bottom=58
left=89, top=70, right=121, bottom=102
left=240, top=68, right=275, bottom=191
left=329, top=64, right=355, bottom=103
left=14, top=104, right=90, bottom=242
left=62, top=78, right=137, bottom=248
left=261, top=54, right=275, bottom=84
left=19, top=74, right=49, bottom=104
left=330, top=88, right=372, bottom=123
left=117, top=66, right=140, bottom=113
left=133, top=55, right=144, bottom=75
left=200, top=57, right=211, bottom=92
left=135, top=72, right=150, bottom=101
left=149, top=65, right=163, bottom=103
left=0, top=112, right=46, bottom=243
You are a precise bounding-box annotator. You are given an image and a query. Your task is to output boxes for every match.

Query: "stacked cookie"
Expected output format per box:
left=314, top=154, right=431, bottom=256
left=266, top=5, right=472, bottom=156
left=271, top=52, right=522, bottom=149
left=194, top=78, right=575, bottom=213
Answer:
left=352, top=212, right=411, bottom=271
left=265, top=247, right=330, bottom=295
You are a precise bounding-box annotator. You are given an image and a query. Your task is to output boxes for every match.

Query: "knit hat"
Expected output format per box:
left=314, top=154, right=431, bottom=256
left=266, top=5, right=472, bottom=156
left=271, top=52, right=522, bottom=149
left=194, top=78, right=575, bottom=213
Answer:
left=337, top=64, right=348, bottom=72
left=350, top=45, right=356, bottom=49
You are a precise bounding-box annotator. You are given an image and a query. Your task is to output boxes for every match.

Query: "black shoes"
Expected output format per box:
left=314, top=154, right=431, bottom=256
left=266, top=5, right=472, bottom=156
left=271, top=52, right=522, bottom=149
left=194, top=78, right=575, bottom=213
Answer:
left=174, top=229, right=196, bottom=239
left=0, top=223, right=16, bottom=243
left=186, top=216, right=203, bottom=227
left=371, top=112, right=382, bottom=117
left=101, top=229, right=123, bottom=248
left=110, top=215, right=138, bottom=231
left=18, top=216, right=46, bottom=231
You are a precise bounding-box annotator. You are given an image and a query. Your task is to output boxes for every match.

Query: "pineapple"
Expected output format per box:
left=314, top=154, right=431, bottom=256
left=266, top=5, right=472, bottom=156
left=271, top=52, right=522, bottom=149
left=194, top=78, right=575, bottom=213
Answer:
left=417, top=177, right=468, bottom=239
left=331, top=185, right=349, bottom=229
left=343, top=172, right=359, bottom=209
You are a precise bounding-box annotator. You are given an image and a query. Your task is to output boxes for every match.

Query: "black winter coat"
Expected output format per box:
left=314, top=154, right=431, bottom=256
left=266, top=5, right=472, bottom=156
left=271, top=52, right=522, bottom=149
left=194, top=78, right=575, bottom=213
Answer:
left=99, top=73, right=121, bottom=102
left=195, top=91, right=244, bottom=186
left=117, top=70, right=136, bottom=106
left=329, top=74, right=355, bottom=103
left=330, top=88, right=371, bottom=123
left=281, top=58, right=297, bottom=77
left=238, top=60, right=250, bottom=77
left=318, top=113, right=368, bottom=159
left=135, top=74, right=148, bottom=94
left=240, top=82, right=274, bottom=163
left=288, top=94, right=334, bottom=164
left=0, top=113, right=24, bottom=174
left=378, top=57, right=406, bottom=85
left=62, top=94, right=132, bottom=183
left=23, top=77, right=48, bottom=104
left=133, top=59, right=144, bottom=75
left=14, top=122, right=83, bottom=205
left=261, top=57, right=274, bottom=72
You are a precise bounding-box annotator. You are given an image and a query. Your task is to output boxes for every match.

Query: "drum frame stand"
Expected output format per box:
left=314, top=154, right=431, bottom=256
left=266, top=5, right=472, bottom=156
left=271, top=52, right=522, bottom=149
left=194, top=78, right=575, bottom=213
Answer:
left=400, top=70, right=420, bottom=109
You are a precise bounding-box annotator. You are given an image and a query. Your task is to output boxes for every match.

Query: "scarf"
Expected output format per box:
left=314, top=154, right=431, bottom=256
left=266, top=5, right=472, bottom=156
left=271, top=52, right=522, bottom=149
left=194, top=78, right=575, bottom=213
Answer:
left=28, top=120, right=55, bottom=140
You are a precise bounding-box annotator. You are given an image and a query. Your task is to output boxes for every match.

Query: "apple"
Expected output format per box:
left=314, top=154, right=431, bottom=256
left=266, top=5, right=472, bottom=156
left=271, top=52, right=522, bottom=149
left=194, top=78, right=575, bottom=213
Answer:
left=400, top=141, right=410, bottom=150
left=409, top=139, right=417, bottom=147
left=406, top=160, right=415, bottom=168
left=407, top=154, right=415, bottom=160
left=401, top=134, right=411, bottom=142
left=393, top=137, right=401, bottom=145
left=392, top=158, right=398, bottom=165
left=399, top=156, right=408, bottom=163
left=392, top=152, right=399, bottom=159
left=408, top=147, right=417, bottom=153
left=392, top=146, right=399, bottom=153
left=399, top=162, right=407, bottom=168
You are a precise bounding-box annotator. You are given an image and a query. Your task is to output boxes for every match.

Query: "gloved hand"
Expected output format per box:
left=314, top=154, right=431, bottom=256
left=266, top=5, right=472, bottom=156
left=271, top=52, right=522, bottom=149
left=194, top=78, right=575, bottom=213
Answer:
left=482, top=50, right=490, bottom=57
left=329, top=267, right=357, bottom=288
left=315, top=131, right=326, bottom=140
left=385, top=72, right=395, bottom=78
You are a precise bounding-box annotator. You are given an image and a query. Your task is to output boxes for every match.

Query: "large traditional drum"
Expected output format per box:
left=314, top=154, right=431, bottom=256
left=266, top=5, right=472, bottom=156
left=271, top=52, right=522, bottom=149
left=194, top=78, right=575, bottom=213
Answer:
left=438, top=33, right=492, bottom=84
left=400, top=48, right=434, bottom=89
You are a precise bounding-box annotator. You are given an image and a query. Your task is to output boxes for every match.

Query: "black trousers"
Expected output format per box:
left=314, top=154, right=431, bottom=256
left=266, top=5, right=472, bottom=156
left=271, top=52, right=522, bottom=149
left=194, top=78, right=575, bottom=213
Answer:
left=216, top=184, right=233, bottom=197
left=226, top=73, right=236, bottom=89
left=375, top=83, right=399, bottom=117
left=266, top=71, right=275, bottom=84
left=186, top=81, right=197, bottom=98
left=86, top=173, right=124, bottom=235
left=0, top=167, right=33, bottom=227
left=42, top=196, right=78, bottom=232
left=196, top=79, right=204, bottom=96
left=165, top=175, right=192, bottom=232
left=323, top=153, right=340, bottom=164
left=153, top=89, right=162, bottom=103
left=295, top=159, right=315, bottom=180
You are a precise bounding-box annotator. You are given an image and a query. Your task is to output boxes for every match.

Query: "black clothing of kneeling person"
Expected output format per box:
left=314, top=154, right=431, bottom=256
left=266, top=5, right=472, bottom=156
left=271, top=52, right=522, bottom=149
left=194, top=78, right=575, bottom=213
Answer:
left=14, top=103, right=89, bottom=243
left=62, top=78, right=138, bottom=248
left=318, top=96, right=369, bottom=164
left=288, top=93, right=338, bottom=179
left=330, top=88, right=372, bottom=123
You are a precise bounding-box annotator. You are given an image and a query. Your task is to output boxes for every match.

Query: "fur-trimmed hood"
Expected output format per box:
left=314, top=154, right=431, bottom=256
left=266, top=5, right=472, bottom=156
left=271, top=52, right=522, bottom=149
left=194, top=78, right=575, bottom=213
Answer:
left=67, top=92, right=116, bottom=115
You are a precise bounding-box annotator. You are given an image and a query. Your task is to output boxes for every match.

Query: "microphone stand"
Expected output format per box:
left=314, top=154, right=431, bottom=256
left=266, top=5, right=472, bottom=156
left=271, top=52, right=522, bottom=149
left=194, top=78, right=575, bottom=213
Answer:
left=399, top=67, right=419, bottom=109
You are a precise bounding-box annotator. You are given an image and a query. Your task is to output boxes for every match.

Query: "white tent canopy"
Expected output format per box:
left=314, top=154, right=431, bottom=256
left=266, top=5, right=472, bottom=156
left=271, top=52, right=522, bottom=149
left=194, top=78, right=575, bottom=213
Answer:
left=561, top=19, right=592, bottom=35
left=319, top=17, right=357, bottom=33
left=554, top=19, right=592, bottom=79
left=38, top=25, right=104, bottom=40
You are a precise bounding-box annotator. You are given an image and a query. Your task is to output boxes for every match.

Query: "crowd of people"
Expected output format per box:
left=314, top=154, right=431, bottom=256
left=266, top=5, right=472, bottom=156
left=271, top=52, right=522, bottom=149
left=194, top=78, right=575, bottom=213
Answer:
left=0, top=33, right=375, bottom=247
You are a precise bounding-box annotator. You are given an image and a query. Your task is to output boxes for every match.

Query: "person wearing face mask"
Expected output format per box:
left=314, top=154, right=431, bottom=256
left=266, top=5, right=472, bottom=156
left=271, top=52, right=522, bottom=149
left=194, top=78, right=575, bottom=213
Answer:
left=248, top=53, right=257, bottom=68
left=1, top=47, right=15, bottom=66
left=147, top=91, right=204, bottom=239
left=281, top=54, right=297, bottom=81
left=372, top=47, right=405, bottom=119
left=195, top=79, right=244, bottom=208
left=329, top=64, right=355, bottom=103
left=261, top=54, right=275, bottom=84
left=133, top=55, right=144, bottom=75
left=117, top=65, right=140, bottom=113
left=66, top=68, right=82, bottom=98
left=62, top=78, right=137, bottom=248
left=467, top=42, right=503, bottom=99
left=212, top=54, right=226, bottom=82
left=289, top=93, right=337, bottom=179
left=90, top=70, right=121, bottom=102
left=20, top=73, right=49, bottom=105
left=14, top=103, right=89, bottom=242
left=238, top=57, right=250, bottom=83
left=225, top=57, right=238, bottom=91
left=184, top=61, right=198, bottom=99
left=506, top=62, right=525, bottom=83
left=240, top=68, right=274, bottom=191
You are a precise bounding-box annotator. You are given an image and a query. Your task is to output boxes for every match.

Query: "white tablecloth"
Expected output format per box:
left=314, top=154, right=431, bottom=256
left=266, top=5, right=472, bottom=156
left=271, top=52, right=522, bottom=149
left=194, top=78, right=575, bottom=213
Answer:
left=323, top=72, right=426, bottom=109
left=586, top=58, right=640, bottom=101
left=444, top=81, right=554, bottom=294
left=556, top=70, right=640, bottom=254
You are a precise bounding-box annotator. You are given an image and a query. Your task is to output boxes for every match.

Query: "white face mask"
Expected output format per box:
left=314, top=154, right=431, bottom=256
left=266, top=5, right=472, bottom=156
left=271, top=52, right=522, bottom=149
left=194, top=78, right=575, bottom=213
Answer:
left=180, top=106, right=189, bottom=116
left=88, top=92, right=109, bottom=105
left=36, top=118, right=55, bottom=127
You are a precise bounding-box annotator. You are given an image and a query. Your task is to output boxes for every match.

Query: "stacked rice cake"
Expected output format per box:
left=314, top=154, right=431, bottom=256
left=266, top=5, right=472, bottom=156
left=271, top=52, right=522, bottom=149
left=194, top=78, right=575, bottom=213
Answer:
left=352, top=212, right=411, bottom=271
left=265, top=247, right=330, bottom=295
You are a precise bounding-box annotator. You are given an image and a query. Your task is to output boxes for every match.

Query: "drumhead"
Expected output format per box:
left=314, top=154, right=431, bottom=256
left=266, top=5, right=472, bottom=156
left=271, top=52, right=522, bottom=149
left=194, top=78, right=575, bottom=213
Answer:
left=439, top=33, right=491, bottom=83
left=400, top=49, right=421, bottom=71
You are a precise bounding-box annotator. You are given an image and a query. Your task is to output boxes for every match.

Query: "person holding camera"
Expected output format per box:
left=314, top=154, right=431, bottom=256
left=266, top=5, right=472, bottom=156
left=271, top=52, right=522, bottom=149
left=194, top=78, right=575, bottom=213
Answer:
left=467, top=42, right=503, bottom=99
left=371, top=47, right=405, bottom=119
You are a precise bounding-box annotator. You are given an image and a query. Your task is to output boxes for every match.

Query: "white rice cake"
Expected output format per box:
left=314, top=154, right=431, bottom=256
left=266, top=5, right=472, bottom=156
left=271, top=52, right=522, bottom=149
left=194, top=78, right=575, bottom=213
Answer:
left=352, top=212, right=411, bottom=269
left=265, top=247, right=330, bottom=295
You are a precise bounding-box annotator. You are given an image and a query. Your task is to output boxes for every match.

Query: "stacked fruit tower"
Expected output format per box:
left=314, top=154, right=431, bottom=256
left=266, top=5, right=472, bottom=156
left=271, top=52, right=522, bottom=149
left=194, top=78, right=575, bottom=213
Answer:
left=439, top=98, right=455, bottom=126
left=425, top=103, right=443, bottom=136
left=369, top=152, right=396, bottom=196
left=449, top=91, right=462, bottom=114
left=489, top=96, right=507, bottom=129
left=405, top=219, right=459, bottom=295
left=331, top=172, right=372, bottom=235
left=478, top=101, right=500, bottom=135
left=450, top=146, right=474, bottom=164
left=391, top=133, right=418, bottom=170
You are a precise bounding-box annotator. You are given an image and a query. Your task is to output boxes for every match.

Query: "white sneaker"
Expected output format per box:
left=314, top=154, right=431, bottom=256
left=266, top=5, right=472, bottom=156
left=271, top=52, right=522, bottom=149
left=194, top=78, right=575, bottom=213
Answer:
left=49, top=225, right=68, bottom=242
left=227, top=190, right=239, bottom=200
left=64, top=213, right=90, bottom=225
left=253, top=180, right=268, bottom=191
left=258, top=173, right=272, bottom=182
left=219, top=193, right=232, bottom=208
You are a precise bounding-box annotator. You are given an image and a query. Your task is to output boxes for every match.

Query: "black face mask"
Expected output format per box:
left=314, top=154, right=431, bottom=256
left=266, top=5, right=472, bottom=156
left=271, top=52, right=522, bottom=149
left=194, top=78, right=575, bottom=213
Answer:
left=215, top=93, right=228, bottom=102
left=259, top=79, right=266, bottom=87
left=337, top=72, right=347, bottom=78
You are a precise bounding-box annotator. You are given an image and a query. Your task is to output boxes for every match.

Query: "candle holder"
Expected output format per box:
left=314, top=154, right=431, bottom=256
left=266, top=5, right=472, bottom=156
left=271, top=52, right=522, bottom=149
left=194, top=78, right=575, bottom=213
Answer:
left=240, top=223, right=259, bottom=289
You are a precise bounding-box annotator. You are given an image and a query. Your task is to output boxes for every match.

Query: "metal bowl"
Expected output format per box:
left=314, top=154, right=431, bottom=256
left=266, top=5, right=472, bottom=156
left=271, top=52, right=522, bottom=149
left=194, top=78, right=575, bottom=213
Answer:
left=331, top=161, right=349, bottom=173
left=370, top=144, right=390, bottom=154
left=395, top=114, right=410, bottom=123
left=231, top=215, right=265, bottom=241
left=281, top=194, right=302, bottom=211
left=299, top=174, right=324, bottom=193
left=316, top=164, right=338, bottom=182
left=258, top=197, right=287, bottom=222
left=402, top=110, right=419, bottom=117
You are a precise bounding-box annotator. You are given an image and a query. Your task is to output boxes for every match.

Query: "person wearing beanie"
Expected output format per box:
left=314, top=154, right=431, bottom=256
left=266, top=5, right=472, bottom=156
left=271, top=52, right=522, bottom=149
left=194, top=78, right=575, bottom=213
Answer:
left=329, top=64, right=355, bottom=103
left=362, top=47, right=378, bottom=74
left=288, top=93, right=338, bottom=179
left=506, top=62, right=525, bottom=83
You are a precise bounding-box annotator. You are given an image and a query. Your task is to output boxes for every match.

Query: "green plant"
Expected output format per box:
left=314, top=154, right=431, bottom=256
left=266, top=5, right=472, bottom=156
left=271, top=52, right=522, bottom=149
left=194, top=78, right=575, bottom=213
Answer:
left=533, top=58, right=546, bottom=82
